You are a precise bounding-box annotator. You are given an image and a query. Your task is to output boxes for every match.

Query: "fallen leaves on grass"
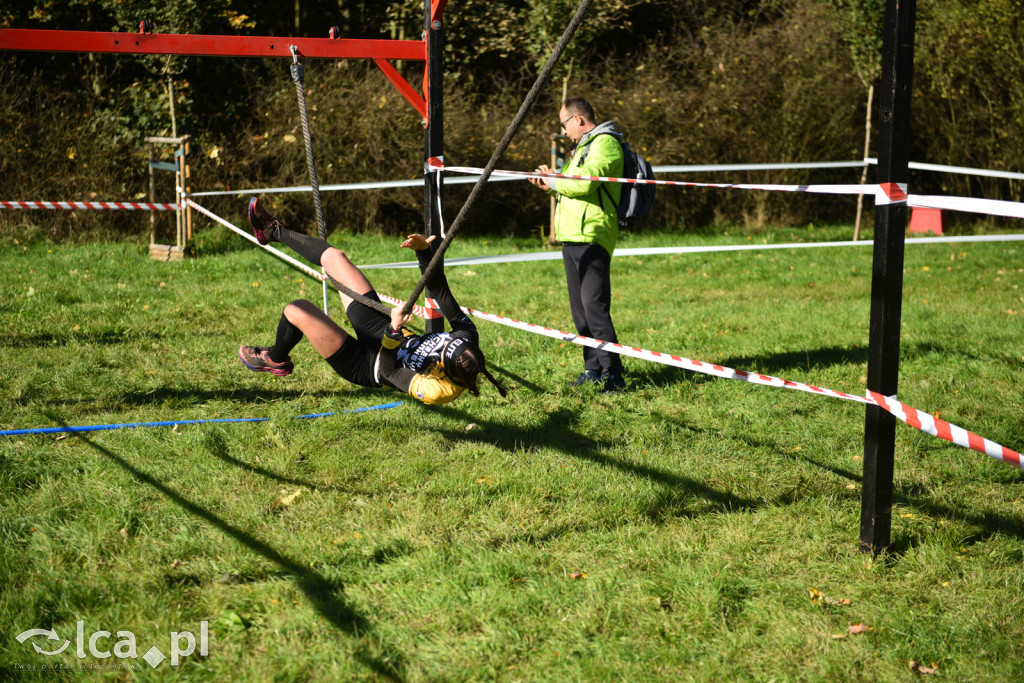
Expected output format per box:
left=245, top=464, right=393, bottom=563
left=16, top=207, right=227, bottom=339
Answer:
left=848, top=623, right=873, bottom=635
left=908, top=661, right=939, bottom=675
left=568, top=572, right=587, bottom=580
left=809, top=588, right=852, bottom=608
left=272, top=488, right=304, bottom=511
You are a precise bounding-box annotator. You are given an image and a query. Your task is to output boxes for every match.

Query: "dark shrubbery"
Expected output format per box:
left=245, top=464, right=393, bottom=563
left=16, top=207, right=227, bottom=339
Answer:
left=2, top=0, right=1023, bottom=241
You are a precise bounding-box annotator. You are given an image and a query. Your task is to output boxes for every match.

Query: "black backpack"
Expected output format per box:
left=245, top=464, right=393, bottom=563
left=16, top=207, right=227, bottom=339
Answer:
left=581, top=135, right=656, bottom=230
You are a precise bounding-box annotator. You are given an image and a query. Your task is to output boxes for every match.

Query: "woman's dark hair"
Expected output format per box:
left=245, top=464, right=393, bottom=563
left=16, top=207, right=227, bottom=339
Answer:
left=437, top=344, right=507, bottom=398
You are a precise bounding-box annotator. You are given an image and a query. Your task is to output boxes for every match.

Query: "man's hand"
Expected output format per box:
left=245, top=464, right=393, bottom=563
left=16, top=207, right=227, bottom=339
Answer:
left=401, top=233, right=436, bottom=251
left=529, top=164, right=553, bottom=190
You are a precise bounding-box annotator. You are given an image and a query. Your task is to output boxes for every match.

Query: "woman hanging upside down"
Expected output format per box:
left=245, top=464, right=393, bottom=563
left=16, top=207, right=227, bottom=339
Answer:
left=238, top=197, right=505, bottom=404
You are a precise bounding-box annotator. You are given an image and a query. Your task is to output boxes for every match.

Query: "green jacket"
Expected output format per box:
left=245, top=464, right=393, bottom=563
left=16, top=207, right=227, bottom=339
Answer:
left=551, top=121, right=624, bottom=255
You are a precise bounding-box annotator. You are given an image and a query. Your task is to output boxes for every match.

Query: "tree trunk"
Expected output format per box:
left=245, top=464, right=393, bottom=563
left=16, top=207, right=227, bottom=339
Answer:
left=853, top=83, right=874, bottom=241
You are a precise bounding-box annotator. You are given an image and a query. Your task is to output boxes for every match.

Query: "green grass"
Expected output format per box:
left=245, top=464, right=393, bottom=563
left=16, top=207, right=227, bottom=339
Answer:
left=1, top=221, right=1023, bottom=680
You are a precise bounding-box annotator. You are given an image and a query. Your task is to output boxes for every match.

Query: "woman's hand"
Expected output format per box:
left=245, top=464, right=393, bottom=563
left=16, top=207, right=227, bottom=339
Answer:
left=528, top=164, right=552, bottom=189
left=401, top=233, right=436, bottom=251
left=390, top=303, right=412, bottom=332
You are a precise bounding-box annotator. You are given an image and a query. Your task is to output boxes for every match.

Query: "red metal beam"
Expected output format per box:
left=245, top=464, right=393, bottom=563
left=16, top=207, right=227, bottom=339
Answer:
left=0, top=29, right=425, bottom=61
left=373, top=59, right=427, bottom=120
left=431, top=0, right=448, bottom=24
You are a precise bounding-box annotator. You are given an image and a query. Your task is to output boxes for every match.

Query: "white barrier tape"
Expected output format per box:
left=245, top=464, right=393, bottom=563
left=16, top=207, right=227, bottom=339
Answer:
left=0, top=200, right=181, bottom=211
left=426, top=158, right=902, bottom=203
left=182, top=159, right=1024, bottom=198
left=909, top=194, right=1024, bottom=220
left=431, top=158, right=1024, bottom=218
left=188, top=174, right=522, bottom=197
left=359, top=233, right=1024, bottom=270
left=656, top=161, right=868, bottom=173
left=188, top=199, right=328, bottom=281
left=187, top=199, right=441, bottom=320
left=191, top=199, right=1022, bottom=469
left=866, top=158, right=1024, bottom=182
left=185, top=160, right=867, bottom=198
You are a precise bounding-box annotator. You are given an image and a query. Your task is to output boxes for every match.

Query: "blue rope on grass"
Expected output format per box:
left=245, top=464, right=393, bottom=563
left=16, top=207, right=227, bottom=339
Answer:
left=0, top=402, right=405, bottom=437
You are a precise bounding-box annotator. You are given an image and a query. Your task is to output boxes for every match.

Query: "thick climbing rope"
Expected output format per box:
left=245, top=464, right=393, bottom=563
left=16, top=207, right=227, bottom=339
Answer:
left=289, top=46, right=393, bottom=318
left=401, top=0, right=594, bottom=316
left=290, top=46, right=332, bottom=313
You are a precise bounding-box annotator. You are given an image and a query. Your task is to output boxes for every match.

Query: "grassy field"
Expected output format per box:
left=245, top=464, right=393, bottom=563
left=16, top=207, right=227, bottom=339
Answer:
left=1, top=219, right=1023, bottom=681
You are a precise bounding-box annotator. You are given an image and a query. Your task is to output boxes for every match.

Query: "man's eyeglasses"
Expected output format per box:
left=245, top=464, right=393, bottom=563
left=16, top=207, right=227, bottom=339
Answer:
left=560, top=114, right=576, bottom=130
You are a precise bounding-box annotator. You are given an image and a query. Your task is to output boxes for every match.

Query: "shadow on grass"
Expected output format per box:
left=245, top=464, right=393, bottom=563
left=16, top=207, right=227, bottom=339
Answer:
left=437, top=405, right=757, bottom=516
left=612, top=345, right=866, bottom=391
left=11, top=386, right=360, bottom=410
left=202, top=429, right=349, bottom=492
left=779, top=447, right=1024, bottom=556
left=486, top=360, right=546, bottom=394
left=113, top=386, right=349, bottom=407
left=902, top=341, right=1022, bottom=366
left=8, top=329, right=162, bottom=348
left=717, top=345, right=869, bottom=375
left=57, top=418, right=406, bottom=681
left=627, top=364, right=714, bottom=389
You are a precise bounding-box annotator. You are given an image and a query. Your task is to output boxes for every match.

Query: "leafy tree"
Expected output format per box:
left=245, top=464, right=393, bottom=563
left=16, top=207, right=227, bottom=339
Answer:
left=822, top=0, right=883, bottom=238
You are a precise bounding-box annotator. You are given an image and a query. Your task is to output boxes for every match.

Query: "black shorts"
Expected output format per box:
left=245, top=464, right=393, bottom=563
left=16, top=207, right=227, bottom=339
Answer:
left=324, top=290, right=389, bottom=388
left=345, top=290, right=390, bottom=347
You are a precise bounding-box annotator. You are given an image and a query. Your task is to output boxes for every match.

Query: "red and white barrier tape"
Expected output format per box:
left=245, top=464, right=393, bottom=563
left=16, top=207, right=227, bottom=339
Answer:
left=424, top=297, right=1023, bottom=470
left=189, top=198, right=1022, bottom=469
left=1, top=200, right=181, bottom=211
left=426, top=157, right=909, bottom=204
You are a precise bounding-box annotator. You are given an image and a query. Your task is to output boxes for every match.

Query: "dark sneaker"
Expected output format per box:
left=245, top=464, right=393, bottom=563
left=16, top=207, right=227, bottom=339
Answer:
left=238, top=345, right=293, bottom=376
left=247, top=196, right=283, bottom=245
left=572, top=370, right=601, bottom=387
left=601, top=373, right=626, bottom=393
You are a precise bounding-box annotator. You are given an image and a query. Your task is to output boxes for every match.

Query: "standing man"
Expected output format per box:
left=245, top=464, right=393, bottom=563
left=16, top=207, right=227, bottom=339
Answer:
left=530, top=96, right=626, bottom=392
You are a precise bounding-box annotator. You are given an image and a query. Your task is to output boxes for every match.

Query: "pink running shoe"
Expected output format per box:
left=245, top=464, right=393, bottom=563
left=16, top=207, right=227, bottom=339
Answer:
left=247, top=196, right=283, bottom=245
left=238, top=345, right=293, bottom=376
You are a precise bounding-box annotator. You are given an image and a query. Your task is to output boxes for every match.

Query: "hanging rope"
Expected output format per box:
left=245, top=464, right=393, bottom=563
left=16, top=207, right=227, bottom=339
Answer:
left=401, top=0, right=594, bottom=315
left=290, top=46, right=331, bottom=312
left=287, top=48, right=404, bottom=319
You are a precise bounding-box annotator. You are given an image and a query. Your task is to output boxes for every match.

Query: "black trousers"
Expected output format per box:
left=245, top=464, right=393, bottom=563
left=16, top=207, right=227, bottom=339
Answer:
left=562, top=242, right=623, bottom=375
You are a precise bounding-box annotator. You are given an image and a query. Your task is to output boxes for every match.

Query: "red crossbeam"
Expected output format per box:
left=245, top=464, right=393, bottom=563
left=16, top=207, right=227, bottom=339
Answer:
left=0, top=29, right=425, bottom=61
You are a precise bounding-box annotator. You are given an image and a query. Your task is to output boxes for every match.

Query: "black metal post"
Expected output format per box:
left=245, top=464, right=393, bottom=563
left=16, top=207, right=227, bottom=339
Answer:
left=423, top=1, right=445, bottom=333
left=860, top=0, right=916, bottom=555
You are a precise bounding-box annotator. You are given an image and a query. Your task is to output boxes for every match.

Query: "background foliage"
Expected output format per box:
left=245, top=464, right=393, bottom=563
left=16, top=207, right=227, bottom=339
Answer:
left=2, top=0, right=1023, bottom=240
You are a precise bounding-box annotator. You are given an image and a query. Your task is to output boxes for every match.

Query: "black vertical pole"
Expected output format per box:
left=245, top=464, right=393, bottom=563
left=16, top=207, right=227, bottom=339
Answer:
left=423, top=1, right=444, bottom=334
left=860, top=0, right=916, bottom=555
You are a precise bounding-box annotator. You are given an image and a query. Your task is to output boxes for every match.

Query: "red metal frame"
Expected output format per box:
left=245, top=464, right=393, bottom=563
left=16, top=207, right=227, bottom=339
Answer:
left=431, top=0, right=448, bottom=25
left=374, top=58, right=426, bottom=119
left=0, top=28, right=432, bottom=118
left=0, top=29, right=424, bottom=60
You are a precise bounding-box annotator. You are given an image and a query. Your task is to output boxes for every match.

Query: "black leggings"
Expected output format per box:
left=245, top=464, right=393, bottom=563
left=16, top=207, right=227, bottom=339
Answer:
left=324, top=290, right=391, bottom=388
